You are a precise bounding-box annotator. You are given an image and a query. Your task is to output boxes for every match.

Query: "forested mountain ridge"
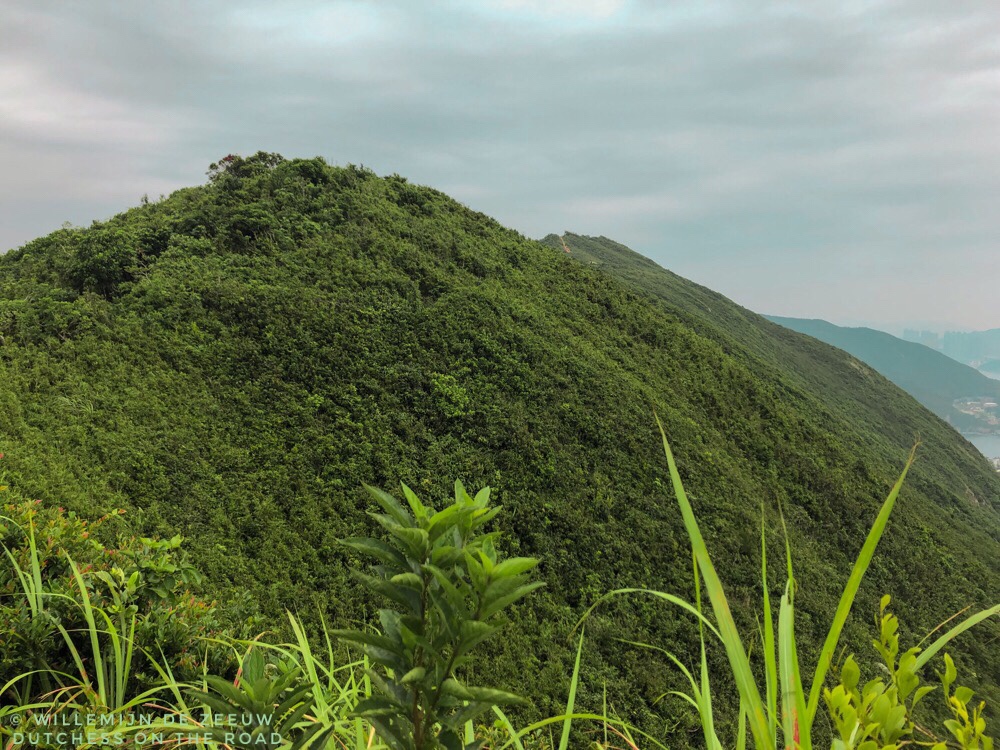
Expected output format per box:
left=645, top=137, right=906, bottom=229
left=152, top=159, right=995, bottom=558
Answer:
left=542, top=233, right=998, bottom=476
left=1, top=157, right=998, bottom=732
left=766, top=315, right=1000, bottom=432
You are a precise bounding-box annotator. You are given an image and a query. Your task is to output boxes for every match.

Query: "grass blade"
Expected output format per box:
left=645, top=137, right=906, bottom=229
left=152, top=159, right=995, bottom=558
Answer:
left=492, top=707, right=526, bottom=750
left=558, top=630, right=585, bottom=750
left=577, top=587, right=723, bottom=642
left=657, top=416, right=772, bottom=750
left=804, top=445, right=917, bottom=725
left=761, top=513, right=778, bottom=742
left=778, top=580, right=808, bottom=750
left=737, top=697, right=748, bottom=750
left=913, top=603, right=1000, bottom=671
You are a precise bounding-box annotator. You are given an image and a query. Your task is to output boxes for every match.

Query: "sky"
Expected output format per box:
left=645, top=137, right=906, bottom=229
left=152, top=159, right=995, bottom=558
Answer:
left=2, top=0, right=998, bottom=332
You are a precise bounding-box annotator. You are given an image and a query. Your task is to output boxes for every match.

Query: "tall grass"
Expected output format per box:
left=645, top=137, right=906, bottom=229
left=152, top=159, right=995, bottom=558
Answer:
left=576, top=418, right=998, bottom=750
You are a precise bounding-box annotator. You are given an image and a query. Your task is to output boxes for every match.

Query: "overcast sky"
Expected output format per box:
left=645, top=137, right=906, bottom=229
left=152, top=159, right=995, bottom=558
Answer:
left=3, top=0, right=998, bottom=331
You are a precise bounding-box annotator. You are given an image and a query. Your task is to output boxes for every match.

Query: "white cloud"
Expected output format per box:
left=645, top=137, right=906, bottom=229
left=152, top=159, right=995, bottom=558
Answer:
left=0, top=63, right=184, bottom=147
left=483, top=0, right=627, bottom=21
left=227, top=2, right=389, bottom=52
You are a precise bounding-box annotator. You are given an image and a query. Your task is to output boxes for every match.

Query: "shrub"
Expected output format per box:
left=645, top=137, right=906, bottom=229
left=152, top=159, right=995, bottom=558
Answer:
left=0, top=474, right=222, bottom=709
left=334, top=480, right=543, bottom=750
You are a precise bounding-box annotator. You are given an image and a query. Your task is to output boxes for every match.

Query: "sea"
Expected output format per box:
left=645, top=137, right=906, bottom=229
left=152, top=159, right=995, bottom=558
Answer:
left=964, top=433, right=1000, bottom=459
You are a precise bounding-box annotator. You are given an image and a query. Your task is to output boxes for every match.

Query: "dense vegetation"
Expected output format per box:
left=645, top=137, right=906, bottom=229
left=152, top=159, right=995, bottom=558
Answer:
left=765, top=315, right=1000, bottom=433
left=1, top=156, right=999, bottom=741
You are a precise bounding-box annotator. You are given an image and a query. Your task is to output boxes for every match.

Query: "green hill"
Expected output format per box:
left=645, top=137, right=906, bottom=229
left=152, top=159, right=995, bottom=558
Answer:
left=1, top=160, right=999, bottom=739
left=765, top=316, right=1000, bottom=432
left=542, top=232, right=1000, bottom=456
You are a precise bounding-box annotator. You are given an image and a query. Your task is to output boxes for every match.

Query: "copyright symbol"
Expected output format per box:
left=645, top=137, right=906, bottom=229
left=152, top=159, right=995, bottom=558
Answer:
left=9, top=715, right=20, bottom=726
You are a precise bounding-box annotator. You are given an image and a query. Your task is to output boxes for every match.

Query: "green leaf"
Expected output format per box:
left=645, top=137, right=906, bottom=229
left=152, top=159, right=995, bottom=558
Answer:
left=464, top=686, right=528, bottom=705
left=480, top=582, right=545, bottom=620
left=942, top=653, right=957, bottom=696
left=955, top=686, right=974, bottom=705
left=842, top=656, right=860, bottom=692
left=491, top=557, right=539, bottom=579
left=428, top=505, right=463, bottom=541
left=340, top=537, right=407, bottom=567
left=364, top=484, right=414, bottom=527
left=806, top=445, right=917, bottom=725
left=355, top=695, right=409, bottom=716
left=389, top=526, right=430, bottom=559
left=778, top=580, right=809, bottom=750
left=442, top=678, right=473, bottom=700
left=400, top=666, right=426, bottom=684
left=558, top=630, right=585, bottom=750
left=351, top=570, right=422, bottom=614
left=915, top=605, right=1000, bottom=672
left=390, top=572, right=423, bottom=588
left=400, top=482, right=428, bottom=521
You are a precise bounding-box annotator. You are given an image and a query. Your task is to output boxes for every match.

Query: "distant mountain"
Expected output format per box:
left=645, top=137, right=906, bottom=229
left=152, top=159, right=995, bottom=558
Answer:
left=941, top=330, right=1000, bottom=375
left=766, top=316, right=1000, bottom=433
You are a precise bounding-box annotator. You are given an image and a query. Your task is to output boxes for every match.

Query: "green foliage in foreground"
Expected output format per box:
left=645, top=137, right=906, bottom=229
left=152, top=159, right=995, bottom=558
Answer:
left=645, top=427, right=996, bottom=750
left=0, top=472, right=225, bottom=709
left=334, top=481, right=542, bottom=750
left=0, top=155, right=999, bottom=731
left=1, top=435, right=996, bottom=750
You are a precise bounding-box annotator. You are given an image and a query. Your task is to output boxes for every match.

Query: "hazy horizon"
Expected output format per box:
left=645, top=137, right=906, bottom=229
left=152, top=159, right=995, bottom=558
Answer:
left=3, top=1, right=998, bottom=330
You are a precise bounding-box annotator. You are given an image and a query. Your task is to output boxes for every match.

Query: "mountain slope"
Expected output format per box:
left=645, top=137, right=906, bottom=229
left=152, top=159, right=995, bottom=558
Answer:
left=541, top=233, right=997, bottom=477
left=766, top=315, right=1000, bottom=431
left=1, top=162, right=999, bottom=736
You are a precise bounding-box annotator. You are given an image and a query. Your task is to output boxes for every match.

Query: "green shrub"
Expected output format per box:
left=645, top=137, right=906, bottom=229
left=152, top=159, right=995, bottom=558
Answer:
left=0, top=477, right=222, bottom=709
left=334, top=480, right=543, bottom=750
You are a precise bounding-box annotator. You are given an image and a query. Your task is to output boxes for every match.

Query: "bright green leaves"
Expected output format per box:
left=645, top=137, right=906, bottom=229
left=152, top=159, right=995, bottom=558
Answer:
left=185, top=648, right=323, bottom=750
left=824, top=600, right=994, bottom=750
left=823, top=598, right=918, bottom=750
left=939, top=653, right=994, bottom=750
left=333, top=479, right=543, bottom=750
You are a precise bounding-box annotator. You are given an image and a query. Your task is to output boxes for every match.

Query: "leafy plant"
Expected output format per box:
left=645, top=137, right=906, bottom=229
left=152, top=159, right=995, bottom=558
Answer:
left=825, top=600, right=996, bottom=750
left=825, top=596, right=935, bottom=750
left=581, top=421, right=999, bottom=750
left=0, top=497, right=221, bottom=708
left=185, top=646, right=321, bottom=750
left=939, top=653, right=995, bottom=750
left=333, top=480, right=544, bottom=750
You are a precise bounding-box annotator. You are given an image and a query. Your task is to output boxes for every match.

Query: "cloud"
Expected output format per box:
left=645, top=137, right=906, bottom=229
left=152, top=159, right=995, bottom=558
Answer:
left=0, top=62, right=186, bottom=149
left=485, top=0, right=627, bottom=21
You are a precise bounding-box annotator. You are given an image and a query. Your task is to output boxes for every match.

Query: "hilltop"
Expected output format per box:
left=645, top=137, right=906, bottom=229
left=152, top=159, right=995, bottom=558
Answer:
left=1, top=159, right=998, bottom=733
